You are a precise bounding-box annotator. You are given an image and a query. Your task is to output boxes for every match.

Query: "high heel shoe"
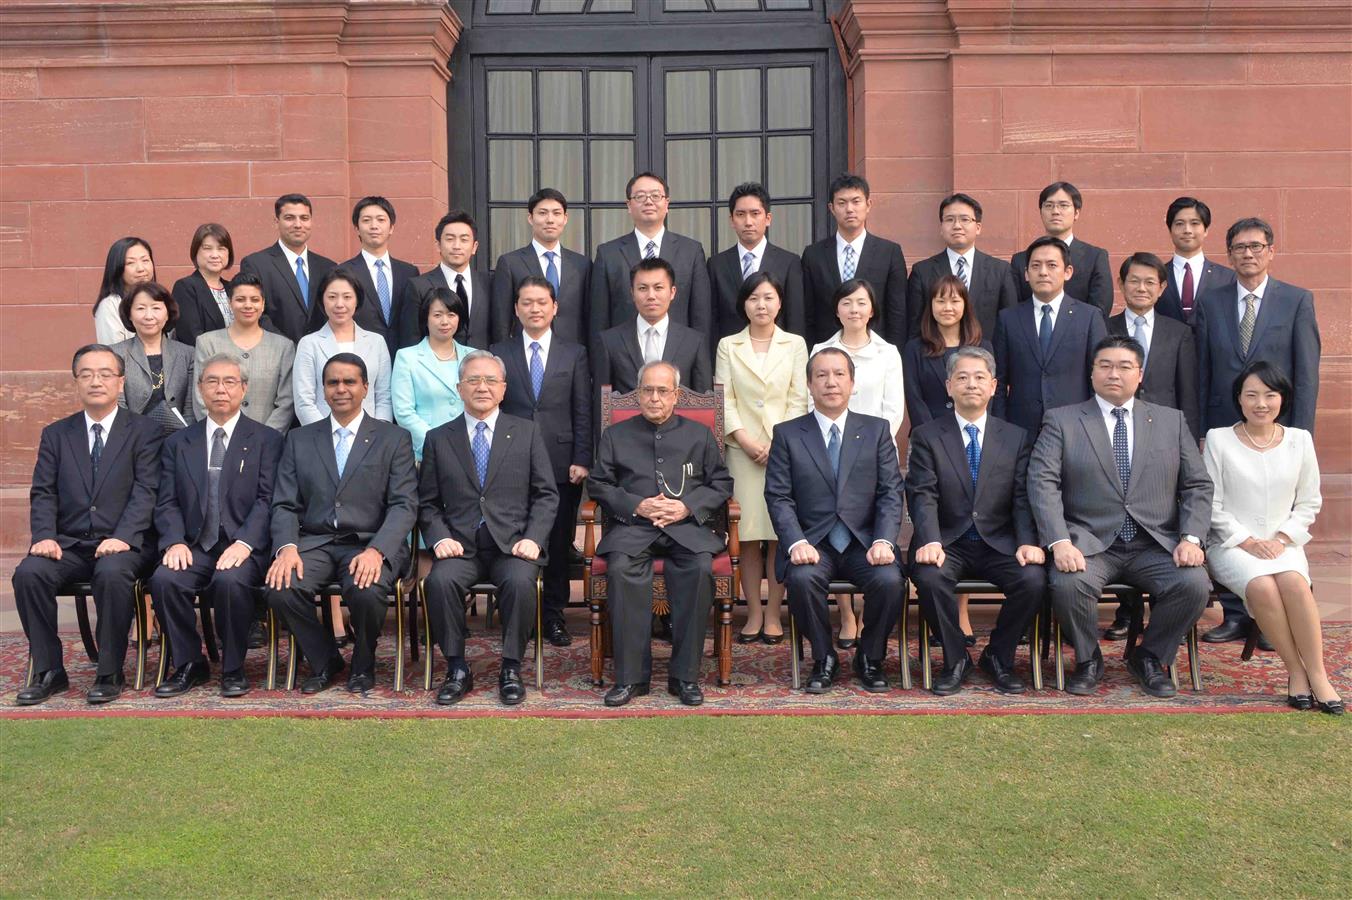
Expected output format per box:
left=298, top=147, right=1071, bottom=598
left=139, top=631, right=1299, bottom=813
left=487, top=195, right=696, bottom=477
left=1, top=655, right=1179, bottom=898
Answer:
left=1315, top=697, right=1345, bottom=716
left=1287, top=694, right=1313, bottom=711
left=736, top=629, right=762, bottom=645
left=761, top=630, right=784, bottom=645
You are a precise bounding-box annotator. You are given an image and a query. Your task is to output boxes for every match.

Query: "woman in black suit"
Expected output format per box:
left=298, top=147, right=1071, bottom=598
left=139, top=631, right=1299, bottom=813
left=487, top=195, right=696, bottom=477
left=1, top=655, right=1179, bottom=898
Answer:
left=171, top=223, right=235, bottom=346
left=902, top=274, right=992, bottom=647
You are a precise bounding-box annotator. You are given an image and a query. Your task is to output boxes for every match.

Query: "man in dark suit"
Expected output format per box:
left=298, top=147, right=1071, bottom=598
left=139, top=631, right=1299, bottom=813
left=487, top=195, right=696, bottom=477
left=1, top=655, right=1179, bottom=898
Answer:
left=709, top=182, right=806, bottom=342
left=398, top=210, right=496, bottom=352
left=1157, top=196, right=1234, bottom=325
left=907, top=347, right=1046, bottom=696
left=13, top=345, right=162, bottom=705
left=1029, top=336, right=1213, bottom=698
left=264, top=353, right=418, bottom=695
left=1195, top=217, right=1321, bottom=643
left=1011, top=182, right=1113, bottom=316
left=237, top=193, right=336, bottom=343
left=905, top=193, right=1018, bottom=341
left=489, top=188, right=591, bottom=347
left=595, top=257, right=712, bottom=397
left=801, top=173, right=908, bottom=347
left=589, top=172, right=712, bottom=348
left=764, top=348, right=905, bottom=694
left=148, top=353, right=284, bottom=698
left=341, top=196, right=419, bottom=359
left=490, top=276, right=592, bottom=648
left=418, top=351, right=559, bottom=706
left=587, top=361, right=733, bottom=708
left=993, top=236, right=1107, bottom=434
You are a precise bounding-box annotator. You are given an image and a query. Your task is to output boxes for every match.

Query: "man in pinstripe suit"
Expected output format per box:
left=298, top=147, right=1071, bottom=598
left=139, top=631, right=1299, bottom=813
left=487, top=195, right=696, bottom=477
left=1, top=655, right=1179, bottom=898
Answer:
left=1028, top=335, right=1213, bottom=699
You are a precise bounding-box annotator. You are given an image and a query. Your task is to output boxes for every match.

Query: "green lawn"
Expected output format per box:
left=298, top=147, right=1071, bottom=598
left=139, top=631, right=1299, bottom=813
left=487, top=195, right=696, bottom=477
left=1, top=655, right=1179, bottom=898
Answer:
left=1, top=714, right=1349, bottom=897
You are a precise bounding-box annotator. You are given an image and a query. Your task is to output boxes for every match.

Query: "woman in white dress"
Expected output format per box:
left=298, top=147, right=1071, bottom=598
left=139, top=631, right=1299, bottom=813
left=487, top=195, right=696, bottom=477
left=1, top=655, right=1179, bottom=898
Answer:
left=810, top=277, right=904, bottom=648
left=292, top=266, right=393, bottom=425
left=1204, top=361, right=1340, bottom=714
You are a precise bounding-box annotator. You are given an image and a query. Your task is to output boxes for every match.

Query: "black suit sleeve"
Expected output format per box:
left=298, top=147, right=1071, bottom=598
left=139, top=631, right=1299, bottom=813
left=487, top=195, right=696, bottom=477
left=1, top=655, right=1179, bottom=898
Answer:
left=485, top=270, right=508, bottom=345
left=682, top=430, right=733, bottom=527
left=1086, top=248, right=1113, bottom=316
left=1011, top=428, right=1037, bottom=548
left=416, top=431, right=452, bottom=550
left=687, top=243, right=713, bottom=343
left=1175, top=328, right=1201, bottom=440
left=586, top=428, right=643, bottom=524
left=524, top=426, right=561, bottom=548
left=904, top=429, right=942, bottom=549
left=991, top=314, right=1010, bottom=420
left=588, top=248, right=613, bottom=350
left=904, top=265, right=929, bottom=341
left=996, top=260, right=1019, bottom=321
left=780, top=253, right=807, bottom=339
left=27, top=425, right=60, bottom=544
left=1291, top=290, right=1321, bottom=432
left=689, top=336, right=713, bottom=393
left=369, top=429, right=418, bottom=563
left=396, top=279, right=425, bottom=350
left=882, top=244, right=909, bottom=349
left=571, top=348, right=594, bottom=469
left=154, top=440, right=187, bottom=551
left=873, top=423, right=905, bottom=546
left=901, top=340, right=933, bottom=428
left=490, top=254, right=516, bottom=348
left=113, top=422, right=163, bottom=551
left=172, top=279, right=205, bottom=347
left=270, top=432, right=302, bottom=551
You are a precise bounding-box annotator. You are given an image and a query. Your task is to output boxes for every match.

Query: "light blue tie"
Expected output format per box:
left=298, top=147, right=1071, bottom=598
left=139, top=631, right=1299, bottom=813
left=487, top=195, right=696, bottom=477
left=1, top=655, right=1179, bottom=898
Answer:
left=294, top=256, right=309, bottom=309
left=529, top=341, right=544, bottom=401
left=1133, top=314, right=1150, bottom=365
left=375, top=259, right=392, bottom=325
left=543, top=251, right=560, bottom=294
left=334, top=427, right=352, bottom=477
left=964, top=424, right=982, bottom=541
left=841, top=244, right=856, bottom=281
left=826, top=423, right=851, bottom=552
left=741, top=251, right=755, bottom=280
left=472, top=420, right=489, bottom=488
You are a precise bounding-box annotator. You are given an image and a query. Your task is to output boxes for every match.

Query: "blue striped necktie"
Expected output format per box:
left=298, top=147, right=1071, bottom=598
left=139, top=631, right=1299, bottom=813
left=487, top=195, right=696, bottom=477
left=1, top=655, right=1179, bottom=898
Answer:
left=964, top=423, right=982, bottom=541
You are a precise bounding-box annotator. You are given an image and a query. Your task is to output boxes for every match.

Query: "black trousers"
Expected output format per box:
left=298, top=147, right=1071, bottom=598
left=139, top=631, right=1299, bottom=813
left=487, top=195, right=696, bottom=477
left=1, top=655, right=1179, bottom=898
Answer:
left=606, top=534, right=712, bottom=685
left=13, top=541, right=154, bottom=678
left=783, top=540, right=903, bottom=663
left=423, top=525, right=540, bottom=664
left=543, top=480, right=582, bottom=627
left=264, top=542, right=400, bottom=678
left=910, top=539, right=1045, bottom=669
left=148, top=542, right=263, bottom=675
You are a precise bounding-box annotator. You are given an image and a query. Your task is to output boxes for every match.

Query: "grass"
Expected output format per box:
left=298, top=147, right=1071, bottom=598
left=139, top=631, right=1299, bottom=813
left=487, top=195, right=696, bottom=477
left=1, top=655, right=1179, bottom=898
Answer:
left=1, top=714, right=1349, bottom=897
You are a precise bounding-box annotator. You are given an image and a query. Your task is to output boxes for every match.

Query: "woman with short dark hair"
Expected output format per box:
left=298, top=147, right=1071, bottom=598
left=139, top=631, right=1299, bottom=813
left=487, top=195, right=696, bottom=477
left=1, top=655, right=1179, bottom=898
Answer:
left=391, top=287, right=471, bottom=460
left=172, top=223, right=238, bottom=346
left=194, top=274, right=295, bottom=432
left=93, top=236, right=156, bottom=344
left=292, top=267, right=392, bottom=425
left=111, top=282, right=195, bottom=433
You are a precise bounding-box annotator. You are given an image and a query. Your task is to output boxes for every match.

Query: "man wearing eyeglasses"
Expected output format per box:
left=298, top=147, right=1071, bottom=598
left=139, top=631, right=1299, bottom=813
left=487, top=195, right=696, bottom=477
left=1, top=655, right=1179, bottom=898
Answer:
left=14, top=344, right=163, bottom=705
left=905, top=193, right=1018, bottom=341
left=589, top=172, right=712, bottom=349
left=587, top=361, right=733, bottom=707
left=1011, top=182, right=1113, bottom=316
left=148, top=354, right=285, bottom=698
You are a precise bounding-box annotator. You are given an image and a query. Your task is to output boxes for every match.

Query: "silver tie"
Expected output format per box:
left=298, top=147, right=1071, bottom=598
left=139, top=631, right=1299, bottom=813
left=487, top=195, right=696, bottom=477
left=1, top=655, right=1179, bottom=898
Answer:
left=643, top=326, right=660, bottom=364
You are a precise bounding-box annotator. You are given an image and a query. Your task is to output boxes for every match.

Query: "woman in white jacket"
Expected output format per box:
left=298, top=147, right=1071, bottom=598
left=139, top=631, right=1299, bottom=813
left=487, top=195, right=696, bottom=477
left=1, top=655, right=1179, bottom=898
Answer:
left=292, top=266, right=392, bottom=425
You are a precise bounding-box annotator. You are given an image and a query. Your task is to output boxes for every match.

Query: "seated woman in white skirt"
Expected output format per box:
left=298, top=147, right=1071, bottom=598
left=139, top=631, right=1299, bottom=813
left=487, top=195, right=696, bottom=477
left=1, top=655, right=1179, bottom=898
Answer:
left=1203, top=361, right=1340, bottom=715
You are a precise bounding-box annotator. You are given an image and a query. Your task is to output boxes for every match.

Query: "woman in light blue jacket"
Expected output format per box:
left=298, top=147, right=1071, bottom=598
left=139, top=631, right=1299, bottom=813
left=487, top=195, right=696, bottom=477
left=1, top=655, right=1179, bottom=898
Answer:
left=292, top=267, right=393, bottom=425
left=391, top=287, right=471, bottom=460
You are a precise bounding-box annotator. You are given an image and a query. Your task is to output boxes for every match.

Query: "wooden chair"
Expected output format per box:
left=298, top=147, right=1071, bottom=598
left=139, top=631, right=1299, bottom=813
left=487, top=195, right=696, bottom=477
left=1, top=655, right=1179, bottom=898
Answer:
left=580, top=384, right=740, bottom=687
left=22, top=579, right=151, bottom=691
left=415, top=573, right=545, bottom=691
left=788, top=582, right=912, bottom=690
left=915, top=580, right=1044, bottom=691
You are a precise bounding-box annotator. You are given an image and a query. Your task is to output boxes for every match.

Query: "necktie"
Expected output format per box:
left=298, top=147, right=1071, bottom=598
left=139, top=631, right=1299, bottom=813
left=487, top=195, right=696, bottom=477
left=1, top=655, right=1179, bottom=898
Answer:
left=472, top=420, right=489, bottom=488
left=964, top=423, right=982, bottom=541
left=644, top=326, right=660, bottom=364
left=455, top=273, right=469, bottom=321
left=826, top=424, right=851, bottom=552
left=1038, top=303, right=1053, bottom=356
left=841, top=244, right=856, bottom=281
left=1112, top=408, right=1136, bottom=541
left=1181, top=263, right=1195, bottom=320
left=90, top=422, right=104, bottom=481
left=334, top=427, right=352, bottom=477
left=1133, top=314, right=1150, bottom=364
left=1239, top=293, right=1257, bottom=355
left=294, top=256, right=309, bottom=309
left=543, top=251, right=560, bottom=293
left=644, top=240, right=657, bottom=260
left=955, top=256, right=969, bottom=288
left=529, top=341, right=544, bottom=400
left=202, top=427, right=225, bottom=550
left=374, top=259, right=392, bottom=325
left=741, top=251, right=755, bottom=280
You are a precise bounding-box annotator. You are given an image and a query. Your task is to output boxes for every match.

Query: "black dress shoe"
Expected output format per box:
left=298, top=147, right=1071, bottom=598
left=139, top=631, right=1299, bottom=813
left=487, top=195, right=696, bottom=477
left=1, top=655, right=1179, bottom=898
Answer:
left=667, top=677, right=704, bottom=706
left=220, top=671, right=250, bottom=698
left=963, top=632, right=977, bottom=648
left=301, top=656, right=345, bottom=694
left=835, top=631, right=858, bottom=650
left=853, top=653, right=890, bottom=693
left=346, top=672, right=375, bottom=695
left=86, top=673, right=125, bottom=705
left=1315, top=696, right=1345, bottom=716
left=246, top=620, right=267, bottom=650
left=1126, top=653, right=1177, bottom=698
left=804, top=652, right=839, bottom=694
left=545, top=620, right=572, bottom=648
left=16, top=668, right=69, bottom=706
left=499, top=666, right=526, bottom=705
left=436, top=668, right=473, bottom=705
left=736, top=629, right=762, bottom=645
left=978, top=650, right=1027, bottom=694
left=652, top=615, right=673, bottom=643
left=1287, top=693, right=1313, bottom=711
left=154, top=659, right=209, bottom=698
left=1256, top=631, right=1275, bottom=652
left=1201, top=619, right=1247, bottom=643
left=603, top=682, right=650, bottom=707
left=932, top=653, right=972, bottom=696
left=761, top=630, right=784, bottom=645
left=1102, top=619, right=1131, bottom=641
left=1064, top=650, right=1104, bottom=696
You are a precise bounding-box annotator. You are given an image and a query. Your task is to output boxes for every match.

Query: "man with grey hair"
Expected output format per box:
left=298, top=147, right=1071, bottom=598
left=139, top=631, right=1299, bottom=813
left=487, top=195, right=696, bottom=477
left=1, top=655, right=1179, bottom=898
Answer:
left=149, top=353, right=285, bottom=698
left=588, top=359, right=732, bottom=707
left=906, top=345, right=1046, bottom=695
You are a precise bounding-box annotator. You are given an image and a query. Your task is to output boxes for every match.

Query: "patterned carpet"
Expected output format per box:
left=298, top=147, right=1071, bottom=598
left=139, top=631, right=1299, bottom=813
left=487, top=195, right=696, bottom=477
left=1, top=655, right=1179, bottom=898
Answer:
left=5, top=621, right=1348, bottom=719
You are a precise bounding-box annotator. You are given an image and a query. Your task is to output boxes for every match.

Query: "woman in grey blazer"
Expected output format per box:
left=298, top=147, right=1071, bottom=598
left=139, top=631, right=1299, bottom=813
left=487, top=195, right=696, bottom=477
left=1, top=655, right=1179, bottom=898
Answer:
left=193, top=273, right=296, bottom=432
left=111, top=281, right=195, bottom=433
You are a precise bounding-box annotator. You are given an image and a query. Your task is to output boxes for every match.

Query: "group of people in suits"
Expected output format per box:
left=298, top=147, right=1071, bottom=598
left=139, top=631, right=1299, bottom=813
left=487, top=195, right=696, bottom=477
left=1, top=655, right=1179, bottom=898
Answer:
left=15, top=174, right=1336, bottom=714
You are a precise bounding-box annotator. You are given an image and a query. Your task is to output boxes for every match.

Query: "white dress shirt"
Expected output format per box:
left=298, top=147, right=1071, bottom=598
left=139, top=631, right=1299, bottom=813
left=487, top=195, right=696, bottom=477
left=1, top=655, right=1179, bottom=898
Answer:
left=946, top=246, right=976, bottom=282
left=331, top=410, right=365, bottom=451
left=1124, top=307, right=1155, bottom=361
left=85, top=408, right=119, bottom=452
left=955, top=410, right=988, bottom=451
left=361, top=249, right=394, bottom=304
left=1172, top=253, right=1205, bottom=293
left=737, top=236, right=768, bottom=275
left=464, top=406, right=501, bottom=447
left=634, top=227, right=665, bottom=259
left=836, top=231, right=867, bottom=281
left=636, top=314, right=670, bottom=362
left=204, top=410, right=243, bottom=474
left=1095, top=394, right=1135, bottom=462
left=532, top=239, right=563, bottom=288
left=812, top=407, right=849, bottom=450
left=523, top=327, right=552, bottom=370
left=278, top=241, right=311, bottom=284
left=440, top=262, right=474, bottom=318
left=1236, top=276, right=1269, bottom=321
left=1033, top=292, right=1065, bottom=330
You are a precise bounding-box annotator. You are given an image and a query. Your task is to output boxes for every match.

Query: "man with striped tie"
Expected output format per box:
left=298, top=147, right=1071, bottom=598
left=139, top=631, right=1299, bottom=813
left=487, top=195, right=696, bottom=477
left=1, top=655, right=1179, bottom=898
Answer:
left=708, top=182, right=807, bottom=343
left=490, top=189, right=592, bottom=348
left=342, top=196, right=419, bottom=360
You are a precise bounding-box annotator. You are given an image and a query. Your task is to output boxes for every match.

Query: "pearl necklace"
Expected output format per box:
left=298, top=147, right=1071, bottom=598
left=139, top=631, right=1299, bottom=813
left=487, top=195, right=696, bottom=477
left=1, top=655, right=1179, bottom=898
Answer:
left=1242, top=422, right=1279, bottom=449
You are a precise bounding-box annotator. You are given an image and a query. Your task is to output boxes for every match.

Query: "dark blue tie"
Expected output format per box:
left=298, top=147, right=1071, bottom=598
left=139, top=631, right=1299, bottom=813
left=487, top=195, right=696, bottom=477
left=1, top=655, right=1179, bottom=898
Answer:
left=963, top=423, right=982, bottom=541
left=375, top=259, right=392, bottom=325
left=90, top=422, right=104, bottom=481
left=1112, top=407, right=1136, bottom=541
left=529, top=341, right=544, bottom=401
left=826, top=423, right=851, bottom=552
left=543, top=251, right=560, bottom=294
left=1038, top=303, right=1053, bottom=356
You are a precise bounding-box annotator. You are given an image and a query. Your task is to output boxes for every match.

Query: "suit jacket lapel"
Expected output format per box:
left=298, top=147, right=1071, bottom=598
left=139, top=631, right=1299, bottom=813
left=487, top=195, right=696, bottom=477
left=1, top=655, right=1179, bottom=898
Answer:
left=64, top=416, right=93, bottom=495
left=1217, top=287, right=1243, bottom=361
left=729, top=332, right=762, bottom=383
left=336, top=418, right=377, bottom=494
left=483, top=418, right=514, bottom=488
left=316, top=421, right=340, bottom=487
left=1080, top=403, right=1123, bottom=497
left=523, top=247, right=545, bottom=279
left=622, top=235, right=643, bottom=269
left=760, top=330, right=795, bottom=385
left=835, top=414, right=865, bottom=496
left=415, top=342, right=459, bottom=394
left=937, top=416, right=974, bottom=502
left=502, top=339, right=533, bottom=406
left=184, top=423, right=209, bottom=513
left=1019, top=302, right=1044, bottom=365
left=620, top=323, right=646, bottom=375
left=269, top=247, right=306, bottom=318
left=1245, top=283, right=1281, bottom=358
left=1045, top=301, right=1076, bottom=362
left=1127, top=402, right=1151, bottom=492
left=447, top=417, right=479, bottom=486
left=349, top=261, right=381, bottom=324
left=799, top=416, right=835, bottom=488
left=126, top=340, right=152, bottom=380
left=92, top=412, right=133, bottom=497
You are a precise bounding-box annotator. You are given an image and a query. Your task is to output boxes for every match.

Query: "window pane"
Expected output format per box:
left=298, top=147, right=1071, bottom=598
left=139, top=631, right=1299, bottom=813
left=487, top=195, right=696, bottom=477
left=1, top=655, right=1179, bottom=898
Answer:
left=540, top=140, right=584, bottom=202
left=590, top=140, right=634, bottom=202
left=487, top=71, right=532, bottom=133
left=487, top=0, right=533, bottom=12
left=590, top=208, right=632, bottom=255
left=538, top=0, right=586, bottom=10
left=539, top=70, right=583, bottom=133
left=665, top=0, right=710, bottom=9
left=666, top=139, right=711, bottom=202
left=490, top=207, right=532, bottom=264
left=767, top=67, right=812, bottom=130
left=716, top=136, right=760, bottom=200
left=712, top=0, right=760, bottom=8
left=666, top=207, right=712, bottom=259
left=665, top=70, right=709, bottom=134
left=716, top=69, right=760, bottom=132
left=767, top=135, right=811, bottom=197
left=589, top=71, right=633, bottom=133
left=589, top=0, right=634, bottom=10
left=716, top=216, right=734, bottom=253
left=489, top=139, right=534, bottom=202
left=771, top=203, right=811, bottom=256
left=765, top=0, right=811, bottom=8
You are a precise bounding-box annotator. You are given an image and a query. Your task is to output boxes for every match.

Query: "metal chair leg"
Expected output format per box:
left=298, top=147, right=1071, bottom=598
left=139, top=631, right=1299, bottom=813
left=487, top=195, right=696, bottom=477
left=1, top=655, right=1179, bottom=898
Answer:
left=919, top=615, right=933, bottom=693
left=394, top=582, right=406, bottom=693
left=25, top=655, right=35, bottom=688
left=133, top=580, right=148, bottom=691
left=897, top=590, right=911, bottom=691
left=1188, top=622, right=1203, bottom=691
left=200, top=600, right=220, bottom=664
left=1029, top=611, right=1043, bottom=692
left=422, top=582, right=434, bottom=691
left=285, top=631, right=298, bottom=691
left=789, top=612, right=801, bottom=690
left=266, top=608, right=279, bottom=690
left=535, top=572, right=545, bottom=692
left=156, top=630, right=170, bottom=687
left=1054, top=615, right=1066, bottom=692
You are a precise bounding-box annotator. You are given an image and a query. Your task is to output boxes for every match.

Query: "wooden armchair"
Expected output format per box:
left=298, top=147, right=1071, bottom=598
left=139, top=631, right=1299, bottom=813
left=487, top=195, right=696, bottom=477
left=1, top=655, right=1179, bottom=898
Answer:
left=580, top=384, right=740, bottom=687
